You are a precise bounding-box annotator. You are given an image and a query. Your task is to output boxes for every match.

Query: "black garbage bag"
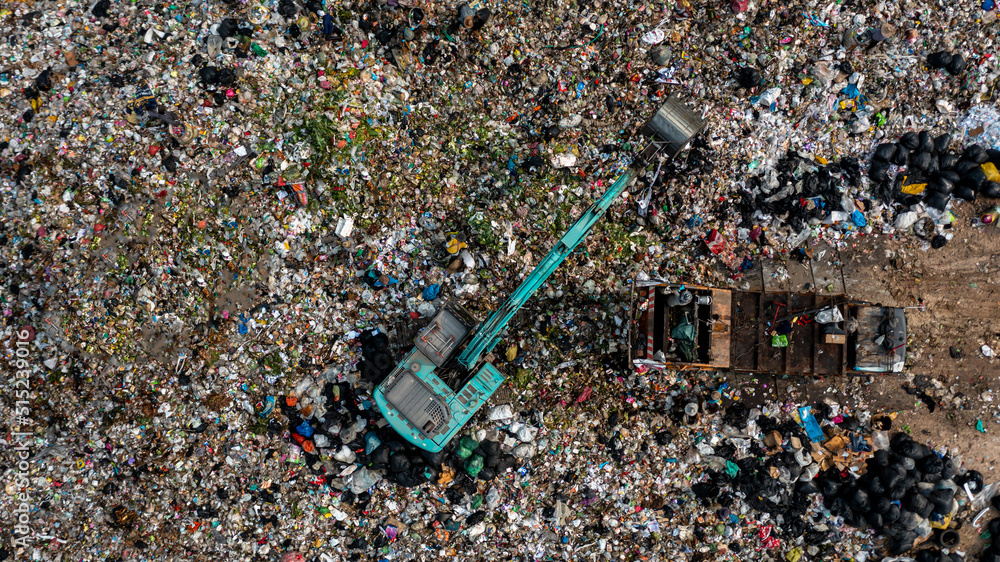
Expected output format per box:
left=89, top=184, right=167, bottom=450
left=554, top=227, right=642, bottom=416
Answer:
left=199, top=66, right=219, bottom=86
left=795, top=480, right=819, bottom=495
left=385, top=440, right=407, bottom=453
left=873, top=450, right=890, bottom=467
left=217, top=18, right=238, bottom=38
left=737, top=67, right=763, bottom=90
left=918, top=130, right=935, bottom=154
left=890, top=432, right=914, bottom=452
left=388, top=453, right=411, bottom=473
left=899, top=131, right=920, bottom=150
left=939, top=152, right=960, bottom=171
left=479, top=467, right=496, bottom=480
left=868, top=512, right=883, bottom=529
left=394, top=470, right=419, bottom=487
left=884, top=503, right=901, bottom=523
left=905, top=492, right=929, bottom=514
left=941, top=458, right=957, bottom=480
left=964, top=144, right=989, bottom=163
left=868, top=476, right=886, bottom=497
left=988, top=148, right=1000, bottom=163
left=918, top=454, right=944, bottom=475
left=926, top=154, right=940, bottom=174
left=92, top=0, right=111, bottom=17
left=481, top=440, right=500, bottom=458
left=899, top=509, right=922, bottom=531
left=947, top=54, right=966, bottom=76
left=940, top=170, right=961, bottom=186
left=982, top=181, right=1000, bottom=198
left=819, top=477, right=840, bottom=497
left=887, top=533, right=916, bottom=555
left=496, top=454, right=519, bottom=472
left=869, top=160, right=891, bottom=181
left=934, top=134, right=953, bottom=153
left=35, top=69, right=52, bottom=92
left=911, top=151, right=933, bottom=171
left=961, top=167, right=987, bottom=189
left=928, top=176, right=954, bottom=195
left=918, top=497, right=935, bottom=517
left=892, top=146, right=910, bottom=166
left=928, top=488, right=955, bottom=513
left=916, top=550, right=943, bottom=562
left=927, top=51, right=953, bottom=69
left=953, top=185, right=976, bottom=201
left=956, top=160, right=980, bottom=176
left=421, top=449, right=445, bottom=466
left=691, top=482, right=720, bottom=499
left=217, top=68, right=236, bottom=86
left=873, top=496, right=892, bottom=514
left=850, top=489, right=871, bottom=512
left=874, top=143, right=897, bottom=162
left=957, top=470, right=984, bottom=494
left=888, top=484, right=908, bottom=501
left=904, top=440, right=927, bottom=459
left=368, top=445, right=390, bottom=467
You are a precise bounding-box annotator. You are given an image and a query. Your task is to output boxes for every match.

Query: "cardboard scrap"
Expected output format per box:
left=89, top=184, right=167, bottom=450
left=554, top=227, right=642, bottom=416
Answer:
left=763, top=430, right=783, bottom=449
left=823, top=435, right=847, bottom=453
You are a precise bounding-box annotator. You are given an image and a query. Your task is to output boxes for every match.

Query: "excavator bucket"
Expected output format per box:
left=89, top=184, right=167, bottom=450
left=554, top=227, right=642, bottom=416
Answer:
left=638, top=95, right=706, bottom=163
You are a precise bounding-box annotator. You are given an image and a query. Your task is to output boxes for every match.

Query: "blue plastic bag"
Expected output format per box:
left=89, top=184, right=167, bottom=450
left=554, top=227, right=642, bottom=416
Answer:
left=851, top=209, right=867, bottom=228
left=296, top=420, right=315, bottom=438
left=364, top=432, right=382, bottom=454
left=422, top=284, right=440, bottom=301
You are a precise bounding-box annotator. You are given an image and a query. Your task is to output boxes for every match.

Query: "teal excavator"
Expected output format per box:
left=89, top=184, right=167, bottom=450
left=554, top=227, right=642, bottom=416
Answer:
left=374, top=96, right=706, bottom=451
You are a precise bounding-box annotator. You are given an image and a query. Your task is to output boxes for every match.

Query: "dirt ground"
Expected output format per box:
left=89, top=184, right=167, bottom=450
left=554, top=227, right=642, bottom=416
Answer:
left=716, top=202, right=1000, bottom=556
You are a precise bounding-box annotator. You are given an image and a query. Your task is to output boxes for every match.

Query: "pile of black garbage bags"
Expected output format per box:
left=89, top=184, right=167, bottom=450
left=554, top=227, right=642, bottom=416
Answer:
left=869, top=130, right=1000, bottom=209
left=815, top=432, right=970, bottom=556
left=738, top=151, right=861, bottom=233
left=693, top=404, right=977, bottom=558
left=927, top=51, right=967, bottom=76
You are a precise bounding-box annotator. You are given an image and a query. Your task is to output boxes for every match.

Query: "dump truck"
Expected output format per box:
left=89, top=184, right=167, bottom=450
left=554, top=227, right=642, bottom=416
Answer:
left=629, top=282, right=907, bottom=375
left=374, top=96, right=707, bottom=451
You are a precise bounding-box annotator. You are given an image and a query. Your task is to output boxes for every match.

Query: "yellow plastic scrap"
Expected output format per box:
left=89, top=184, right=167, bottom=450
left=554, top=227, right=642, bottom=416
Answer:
left=982, top=162, right=1000, bottom=183
left=900, top=175, right=927, bottom=195
left=505, top=345, right=518, bottom=362
left=786, top=547, right=803, bottom=562
left=438, top=466, right=455, bottom=486
left=445, top=232, right=467, bottom=255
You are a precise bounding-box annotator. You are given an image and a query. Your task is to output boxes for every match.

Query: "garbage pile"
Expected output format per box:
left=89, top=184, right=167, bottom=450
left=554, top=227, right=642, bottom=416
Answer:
left=869, top=131, right=1000, bottom=206
left=739, top=151, right=865, bottom=248
left=3, top=0, right=1000, bottom=558
left=681, top=391, right=992, bottom=561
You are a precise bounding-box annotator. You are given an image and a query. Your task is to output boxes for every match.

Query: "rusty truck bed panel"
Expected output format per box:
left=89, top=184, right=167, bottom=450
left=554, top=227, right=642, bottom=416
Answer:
left=632, top=281, right=856, bottom=376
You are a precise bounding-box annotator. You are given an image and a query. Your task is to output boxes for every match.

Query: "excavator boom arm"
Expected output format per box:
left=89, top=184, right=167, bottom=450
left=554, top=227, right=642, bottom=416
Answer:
left=456, top=168, right=638, bottom=369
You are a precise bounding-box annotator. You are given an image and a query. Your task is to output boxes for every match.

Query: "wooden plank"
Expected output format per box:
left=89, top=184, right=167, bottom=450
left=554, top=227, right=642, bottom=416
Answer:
left=814, top=295, right=847, bottom=375
left=709, top=289, right=732, bottom=369
left=786, top=293, right=816, bottom=374
left=731, top=291, right=760, bottom=371
left=757, top=293, right=787, bottom=373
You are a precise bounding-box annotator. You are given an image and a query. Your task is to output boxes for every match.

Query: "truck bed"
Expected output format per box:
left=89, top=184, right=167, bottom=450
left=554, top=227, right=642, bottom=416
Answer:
left=631, top=282, right=853, bottom=376
left=730, top=291, right=846, bottom=375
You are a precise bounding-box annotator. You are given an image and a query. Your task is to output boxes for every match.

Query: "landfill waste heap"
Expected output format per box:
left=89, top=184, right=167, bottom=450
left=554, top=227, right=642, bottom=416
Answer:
left=1, top=0, right=1000, bottom=560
